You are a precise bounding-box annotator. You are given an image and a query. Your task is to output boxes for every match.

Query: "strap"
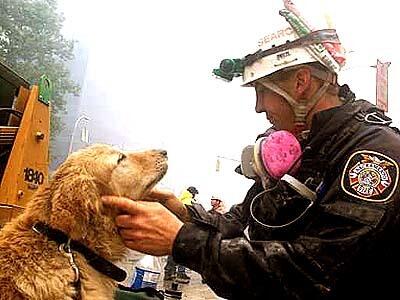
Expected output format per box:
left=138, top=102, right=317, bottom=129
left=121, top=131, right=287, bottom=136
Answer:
left=259, top=80, right=330, bottom=129
left=354, top=110, right=392, bottom=126
left=364, top=111, right=392, bottom=125
left=32, top=222, right=127, bottom=282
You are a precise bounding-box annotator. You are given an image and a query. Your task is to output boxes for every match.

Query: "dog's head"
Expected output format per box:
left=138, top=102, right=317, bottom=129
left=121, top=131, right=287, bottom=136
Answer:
left=46, top=144, right=168, bottom=242
left=67, top=144, right=168, bottom=199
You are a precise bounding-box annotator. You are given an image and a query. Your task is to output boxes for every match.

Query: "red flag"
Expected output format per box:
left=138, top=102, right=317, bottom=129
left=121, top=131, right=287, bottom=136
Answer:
left=376, top=59, right=391, bottom=112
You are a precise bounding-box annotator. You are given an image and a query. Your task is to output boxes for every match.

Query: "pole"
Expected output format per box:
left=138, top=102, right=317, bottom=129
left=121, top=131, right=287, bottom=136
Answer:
left=216, top=155, right=240, bottom=172
left=216, top=155, right=240, bottom=163
left=68, top=115, right=90, bottom=155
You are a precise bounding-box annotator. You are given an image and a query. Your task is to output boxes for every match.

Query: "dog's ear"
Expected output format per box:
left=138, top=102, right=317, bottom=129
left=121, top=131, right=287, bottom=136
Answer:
left=49, top=165, right=100, bottom=240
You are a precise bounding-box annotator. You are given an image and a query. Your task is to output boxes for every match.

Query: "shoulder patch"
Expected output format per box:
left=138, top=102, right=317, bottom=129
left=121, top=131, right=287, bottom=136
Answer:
left=341, top=150, right=399, bottom=202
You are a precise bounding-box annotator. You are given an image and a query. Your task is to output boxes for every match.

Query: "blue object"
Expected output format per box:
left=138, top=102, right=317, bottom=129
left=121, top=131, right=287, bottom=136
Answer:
left=131, top=267, right=160, bottom=289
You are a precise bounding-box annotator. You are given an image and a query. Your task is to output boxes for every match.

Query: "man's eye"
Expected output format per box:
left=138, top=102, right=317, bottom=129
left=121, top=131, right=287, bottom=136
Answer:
left=117, top=153, right=126, bottom=164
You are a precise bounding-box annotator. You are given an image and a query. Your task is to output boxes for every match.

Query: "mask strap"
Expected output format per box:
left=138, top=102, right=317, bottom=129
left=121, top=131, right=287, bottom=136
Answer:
left=249, top=184, right=315, bottom=229
left=253, top=138, right=271, bottom=188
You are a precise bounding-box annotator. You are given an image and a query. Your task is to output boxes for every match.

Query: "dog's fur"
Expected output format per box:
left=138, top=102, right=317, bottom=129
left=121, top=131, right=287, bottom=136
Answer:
left=0, top=144, right=167, bottom=300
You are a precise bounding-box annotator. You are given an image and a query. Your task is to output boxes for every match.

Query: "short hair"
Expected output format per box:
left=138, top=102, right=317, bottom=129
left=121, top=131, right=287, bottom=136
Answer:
left=187, top=186, right=199, bottom=196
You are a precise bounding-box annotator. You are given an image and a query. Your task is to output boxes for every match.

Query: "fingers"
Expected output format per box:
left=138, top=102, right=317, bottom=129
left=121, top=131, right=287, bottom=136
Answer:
left=102, top=196, right=139, bottom=214
left=103, top=196, right=165, bottom=217
left=114, top=215, right=146, bottom=239
left=119, top=228, right=137, bottom=240
left=114, top=214, right=145, bottom=239
left=145, top=189, right=176, bottom=202
left=115, top=214, right=133, bottom=228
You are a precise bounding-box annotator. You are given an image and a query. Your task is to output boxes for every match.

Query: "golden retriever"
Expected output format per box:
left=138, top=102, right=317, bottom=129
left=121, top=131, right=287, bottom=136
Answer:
left=0, top=144, right=168, bottom=300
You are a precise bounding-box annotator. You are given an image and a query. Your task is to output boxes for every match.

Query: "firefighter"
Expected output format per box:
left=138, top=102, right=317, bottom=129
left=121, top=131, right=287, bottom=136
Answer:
left=104, top=4, right=400, bottom=299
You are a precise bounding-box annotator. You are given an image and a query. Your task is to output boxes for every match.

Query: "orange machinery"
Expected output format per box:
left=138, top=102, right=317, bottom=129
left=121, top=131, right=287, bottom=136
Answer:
left=0, top=61, right=51, bottom=226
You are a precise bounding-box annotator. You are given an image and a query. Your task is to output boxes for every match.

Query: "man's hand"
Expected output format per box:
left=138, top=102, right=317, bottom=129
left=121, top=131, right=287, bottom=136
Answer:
left=102, top=196, right=184, bottom=256
left=142, top=188, right=177, bottom=204
left=143, top=189, right=191, bottom=222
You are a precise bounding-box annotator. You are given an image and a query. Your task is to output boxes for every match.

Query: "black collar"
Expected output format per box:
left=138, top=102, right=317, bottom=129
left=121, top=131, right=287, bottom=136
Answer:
left=308, top=100, right=378, bottom=144
left=32, top=222, right=127, bottom=282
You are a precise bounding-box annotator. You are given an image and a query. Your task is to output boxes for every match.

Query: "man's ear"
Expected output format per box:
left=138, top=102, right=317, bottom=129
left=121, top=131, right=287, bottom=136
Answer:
left=294, top=67, right=312, bottom=98
left=49, top=166, right=101, bottom=240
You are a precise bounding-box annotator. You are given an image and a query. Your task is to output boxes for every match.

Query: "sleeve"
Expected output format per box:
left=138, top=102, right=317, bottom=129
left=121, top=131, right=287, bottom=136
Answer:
left=172, top=149, right=400, bottom=299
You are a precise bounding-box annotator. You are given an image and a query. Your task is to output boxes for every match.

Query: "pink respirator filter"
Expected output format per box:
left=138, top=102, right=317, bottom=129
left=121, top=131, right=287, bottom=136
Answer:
left=259, top=130, right=302, bottom=179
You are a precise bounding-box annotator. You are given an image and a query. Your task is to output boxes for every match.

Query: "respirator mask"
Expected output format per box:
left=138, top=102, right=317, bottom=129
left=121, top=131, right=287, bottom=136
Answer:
left=241, top=129, right=317, bottom=228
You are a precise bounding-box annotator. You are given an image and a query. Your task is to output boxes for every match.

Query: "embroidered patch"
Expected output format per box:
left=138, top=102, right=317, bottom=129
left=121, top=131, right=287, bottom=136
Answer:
left=341, top=150, right=399, bottom=202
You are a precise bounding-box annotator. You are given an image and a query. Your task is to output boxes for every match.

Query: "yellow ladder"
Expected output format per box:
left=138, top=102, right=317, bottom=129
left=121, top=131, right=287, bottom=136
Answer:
left=0, top=64, right=50, bottom=226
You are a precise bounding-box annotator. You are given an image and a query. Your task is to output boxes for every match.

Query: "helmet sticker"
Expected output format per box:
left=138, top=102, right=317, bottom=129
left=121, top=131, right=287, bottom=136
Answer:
left=341, top=150, right=399, bottom=202
left=257, top=27, right=294, bottom=48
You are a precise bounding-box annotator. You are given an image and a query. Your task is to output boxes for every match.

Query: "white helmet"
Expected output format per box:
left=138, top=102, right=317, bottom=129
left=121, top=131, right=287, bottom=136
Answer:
left=243, top=29, right=343, bottom=86
left=212, top=7, right=346, bottom=133
left=243, top=9, right=345, bottom=82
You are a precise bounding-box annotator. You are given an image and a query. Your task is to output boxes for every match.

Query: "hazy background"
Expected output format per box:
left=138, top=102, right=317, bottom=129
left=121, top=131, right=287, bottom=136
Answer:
left=55, top=0, right=399, bottom=210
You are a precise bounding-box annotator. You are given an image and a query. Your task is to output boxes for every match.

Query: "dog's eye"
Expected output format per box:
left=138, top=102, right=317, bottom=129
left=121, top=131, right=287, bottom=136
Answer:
left=117, top=153, right=126, bottom=164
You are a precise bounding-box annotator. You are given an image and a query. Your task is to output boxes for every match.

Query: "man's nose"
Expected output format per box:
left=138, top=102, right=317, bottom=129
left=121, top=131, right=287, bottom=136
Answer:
left=255, top=97, right=264, bottom=113
left=255, top=89, right=264, bottom=113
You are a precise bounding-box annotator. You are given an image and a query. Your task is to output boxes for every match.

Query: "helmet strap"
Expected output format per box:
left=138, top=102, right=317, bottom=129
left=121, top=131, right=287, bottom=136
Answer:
left=260, top=79, right=330, bottom=135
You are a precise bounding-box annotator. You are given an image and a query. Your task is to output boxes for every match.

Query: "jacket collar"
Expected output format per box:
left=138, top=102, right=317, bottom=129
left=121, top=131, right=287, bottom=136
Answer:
left=306, top=100, right=375, bottom=148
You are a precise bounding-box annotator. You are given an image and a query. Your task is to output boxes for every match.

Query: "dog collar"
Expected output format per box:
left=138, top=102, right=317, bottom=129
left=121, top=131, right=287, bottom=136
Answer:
left=32, top=222, right=127, bottom=282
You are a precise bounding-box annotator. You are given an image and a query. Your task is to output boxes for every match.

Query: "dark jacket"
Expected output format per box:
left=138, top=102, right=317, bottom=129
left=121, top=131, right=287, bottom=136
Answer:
left=172, top=100, right=400, bottom=299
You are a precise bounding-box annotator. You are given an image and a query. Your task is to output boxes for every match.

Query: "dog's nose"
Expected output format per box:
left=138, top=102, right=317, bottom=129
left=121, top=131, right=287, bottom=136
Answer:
left=159, top=150, right=168, bottom=157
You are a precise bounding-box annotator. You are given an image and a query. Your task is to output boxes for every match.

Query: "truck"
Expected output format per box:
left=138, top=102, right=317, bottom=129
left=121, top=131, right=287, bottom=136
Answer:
left=0, top=60, right=50, bottom=227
